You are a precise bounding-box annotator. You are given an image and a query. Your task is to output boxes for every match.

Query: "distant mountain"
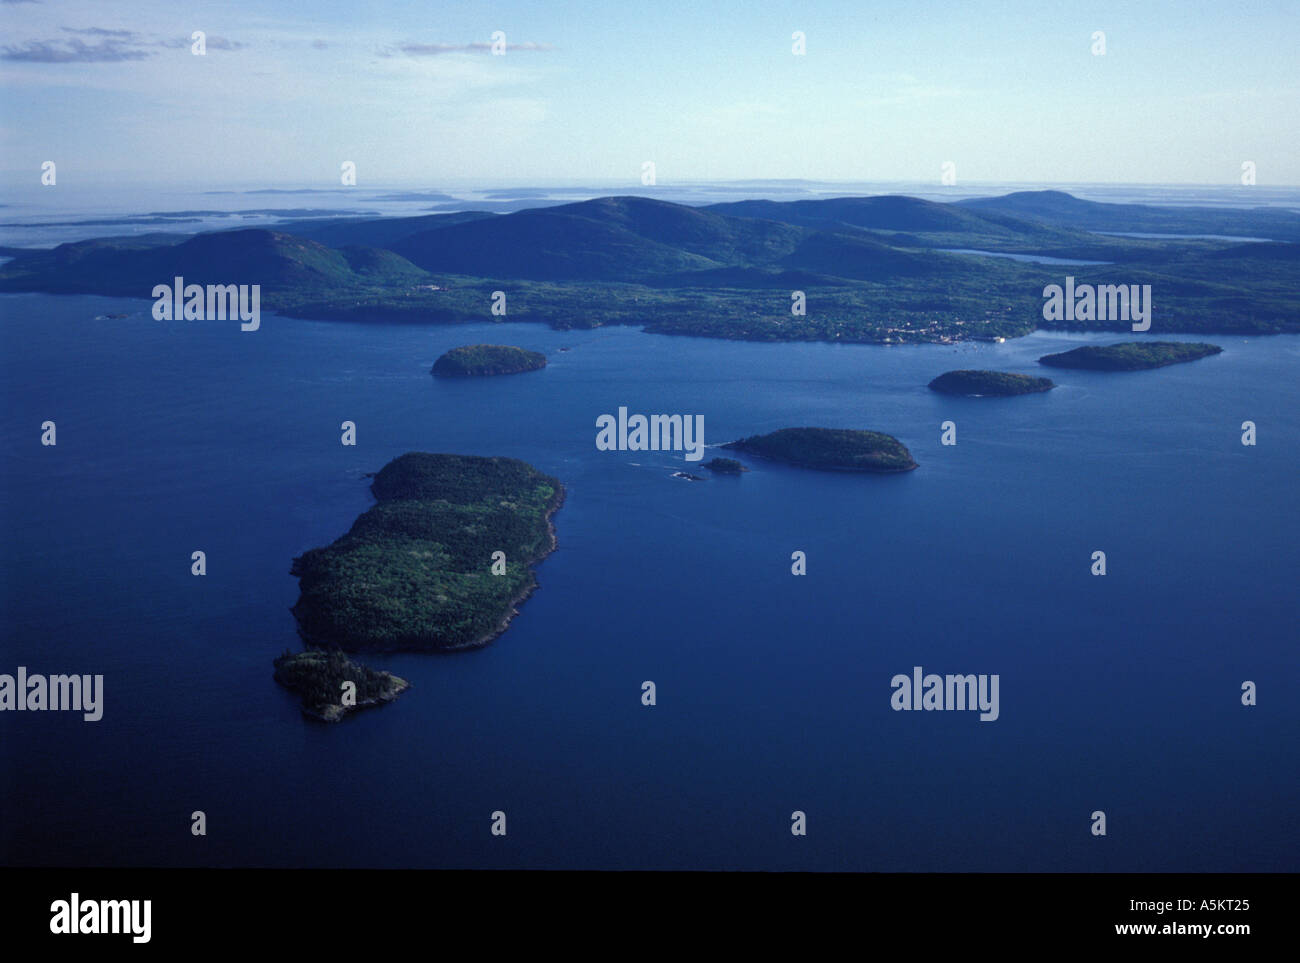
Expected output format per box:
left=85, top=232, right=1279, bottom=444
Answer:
left=956, top=190, right=1100, bottom=219
left=2, top=191, right=1296, bottom=342
left=778, top=230, right=963, bottom=280
left=0, top=229, right=428, bottom=295
left=389, top=195, right=946, bottom=282
left=2, top=196, right=954, bottom=292
left=390, top=196, right=780, bottom=280
left=700, top=194, right=1140, bottom=258
left=956, top=190, right=1300, bottom=242
left=705, top=195, right=995, bottom=233
left=271, top=210, right=495, bottom=249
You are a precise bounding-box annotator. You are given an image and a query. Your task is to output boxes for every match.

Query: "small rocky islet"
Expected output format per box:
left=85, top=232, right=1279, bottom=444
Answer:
left=703, top=457, right=749, bottom=474
left=273, top=650, right=410, bottom=722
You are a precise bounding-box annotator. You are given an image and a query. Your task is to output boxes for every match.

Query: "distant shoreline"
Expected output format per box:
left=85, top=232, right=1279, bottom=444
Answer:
left=3, top=189, right=1296, bottom=344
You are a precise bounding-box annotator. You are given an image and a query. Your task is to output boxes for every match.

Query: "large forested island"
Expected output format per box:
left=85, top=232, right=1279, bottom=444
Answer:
left=723, top=427, right=917, bottom=472
left=431, top=344, right=547, bottom=377
left=928, top=370, right=1056, bottom=396
left=290, top=452, right=564, bottom=652
left=1038, top=341, right=1223, bottom=371
left=273, top=649, right=410, bottom=722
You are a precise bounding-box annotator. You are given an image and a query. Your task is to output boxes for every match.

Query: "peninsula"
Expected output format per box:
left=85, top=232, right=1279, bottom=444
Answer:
left=1037, top=341, right=1223, bottom=371
left=928, top=370, right=1056, bottom=396
left=431, top=344, right=547, bottom=377
left=722, top=427, right=917, bottom=472
left=290, top=452, right=564, bottom=652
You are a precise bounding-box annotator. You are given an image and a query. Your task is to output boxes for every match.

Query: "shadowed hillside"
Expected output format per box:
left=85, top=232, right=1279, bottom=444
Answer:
left=0, top=229, right=430, bottom=295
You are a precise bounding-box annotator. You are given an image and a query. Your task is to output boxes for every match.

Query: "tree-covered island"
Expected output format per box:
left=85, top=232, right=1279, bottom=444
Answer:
left=722, top=427, right=917, bottom=472
left=1037, top=341, right=1222, bottom=370
left=431, top=344, right=547, bottom=377
left=290, top=452, right=564, bottom=652
left=928, top=370, right=1056, bottom=396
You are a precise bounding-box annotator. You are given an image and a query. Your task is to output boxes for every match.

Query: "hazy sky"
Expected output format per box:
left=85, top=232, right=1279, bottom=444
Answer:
left=2, top=0, right=1297, bottom=188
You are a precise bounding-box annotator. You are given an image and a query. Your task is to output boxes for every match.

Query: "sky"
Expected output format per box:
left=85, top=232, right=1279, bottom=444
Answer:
left=1, top=0, right=1297, bottom=189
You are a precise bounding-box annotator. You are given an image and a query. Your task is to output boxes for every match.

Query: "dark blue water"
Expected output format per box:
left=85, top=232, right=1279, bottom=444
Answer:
left=1, top=294, right=1296, bottom=871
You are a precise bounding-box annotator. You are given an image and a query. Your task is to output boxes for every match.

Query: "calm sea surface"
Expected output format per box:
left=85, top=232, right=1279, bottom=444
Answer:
left=2, top=292, right=1296, bottom=870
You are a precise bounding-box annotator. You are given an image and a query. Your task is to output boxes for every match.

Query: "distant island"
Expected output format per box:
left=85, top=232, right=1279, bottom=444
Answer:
left=928, top=370, right=1056, bottom=396
left=1038, top=341, right=1223, bottom=371
left=431, top=344, right=547, bottom=377
left=703, top=457, right=749, bottom=474
left=723, top=427, right=917, bottom=472
left=273, top=649, right=409, bottom=722
left=291, top=452, right=564, bottom=652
